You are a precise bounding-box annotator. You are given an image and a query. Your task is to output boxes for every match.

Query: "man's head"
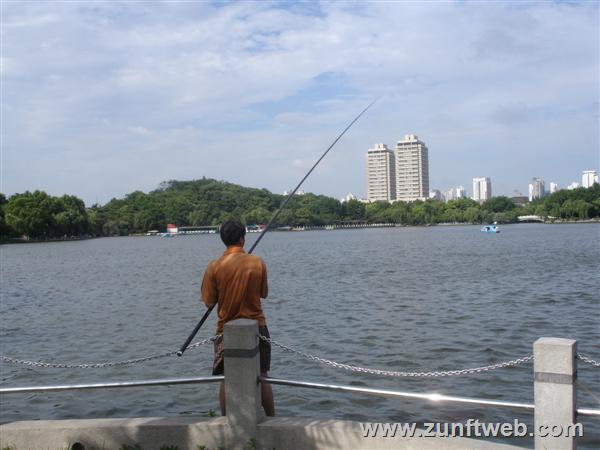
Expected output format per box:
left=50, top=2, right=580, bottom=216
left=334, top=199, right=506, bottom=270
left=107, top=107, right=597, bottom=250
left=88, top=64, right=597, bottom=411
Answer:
left=220, top=219, right=246, bottom=246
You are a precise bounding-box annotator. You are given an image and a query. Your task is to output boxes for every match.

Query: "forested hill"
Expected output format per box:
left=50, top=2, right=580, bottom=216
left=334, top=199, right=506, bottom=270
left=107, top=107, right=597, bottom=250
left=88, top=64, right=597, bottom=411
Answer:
left=94, top=179, right=276, bottom=235
left=1, top=178, right=343, bottom=238
left=1, top=178, right=599, bottom=240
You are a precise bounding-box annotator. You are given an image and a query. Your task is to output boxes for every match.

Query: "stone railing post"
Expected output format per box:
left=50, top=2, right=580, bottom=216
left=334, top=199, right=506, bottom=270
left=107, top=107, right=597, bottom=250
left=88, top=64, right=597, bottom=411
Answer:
left=534, top=337, right=577, bottom=450
left=223, top=318, right=263, bottom=449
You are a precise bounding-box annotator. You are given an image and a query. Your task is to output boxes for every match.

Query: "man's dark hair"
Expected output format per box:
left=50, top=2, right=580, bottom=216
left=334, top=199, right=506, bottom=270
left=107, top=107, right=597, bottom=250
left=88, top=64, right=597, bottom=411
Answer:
left=220, top=219, right=246, bottom=246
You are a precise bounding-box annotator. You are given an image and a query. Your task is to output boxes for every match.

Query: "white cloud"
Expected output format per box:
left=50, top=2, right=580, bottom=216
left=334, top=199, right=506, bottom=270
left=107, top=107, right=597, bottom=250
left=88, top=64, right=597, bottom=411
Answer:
left=2, top=1, right=598, bottom=202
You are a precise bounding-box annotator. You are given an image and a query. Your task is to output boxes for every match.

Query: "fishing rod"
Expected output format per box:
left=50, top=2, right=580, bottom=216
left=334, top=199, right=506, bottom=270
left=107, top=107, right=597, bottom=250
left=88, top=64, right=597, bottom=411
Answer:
left=177, top=98, right=379, bottom=356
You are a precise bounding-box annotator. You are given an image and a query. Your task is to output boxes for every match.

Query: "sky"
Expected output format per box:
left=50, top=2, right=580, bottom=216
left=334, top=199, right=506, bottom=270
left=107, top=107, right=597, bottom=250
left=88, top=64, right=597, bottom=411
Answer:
left=2, top=0, right=599, bottom=205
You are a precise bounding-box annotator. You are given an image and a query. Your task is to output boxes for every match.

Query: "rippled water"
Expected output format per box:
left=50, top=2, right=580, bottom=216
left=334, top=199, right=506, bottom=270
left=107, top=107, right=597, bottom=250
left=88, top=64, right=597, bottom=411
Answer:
left=1, top=224, right=599, bottom=447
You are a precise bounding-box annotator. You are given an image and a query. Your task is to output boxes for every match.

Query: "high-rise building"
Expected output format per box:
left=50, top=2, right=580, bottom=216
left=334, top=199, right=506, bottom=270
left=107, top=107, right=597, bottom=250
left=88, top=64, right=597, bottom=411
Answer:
left=444, top=186, right=466, bottom=202
left=429, top=189, right=443, bottom=201
left=444, top=188, right=455, bottom=202
left=528, top=177, right=545, bottom=201
left=366, top=143, right=396, bottom=202
left=472, top=177, right=492, bottom=202
left=582, top=170, right=598, bottom=188
left=567, top=181, right=580, bottom=190
left=549, top=182, right=559, bottom=194
left=395, top=134, right=429, bottom=201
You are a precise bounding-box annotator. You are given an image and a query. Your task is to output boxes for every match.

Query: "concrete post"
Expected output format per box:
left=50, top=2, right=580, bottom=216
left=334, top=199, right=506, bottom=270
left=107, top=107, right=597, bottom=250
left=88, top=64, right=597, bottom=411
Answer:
left=534, top=337, right=577, bottom=450
left=223, top=318, right=263, bottom=449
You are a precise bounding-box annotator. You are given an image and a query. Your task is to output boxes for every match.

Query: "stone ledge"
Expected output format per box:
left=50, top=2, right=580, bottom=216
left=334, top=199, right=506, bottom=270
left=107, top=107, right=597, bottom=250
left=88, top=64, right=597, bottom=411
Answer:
left=0, top=416, right=228, bottom=450
left=258, top=417, right=527, bottom=450
left=1, top=416, right=527, bottom=450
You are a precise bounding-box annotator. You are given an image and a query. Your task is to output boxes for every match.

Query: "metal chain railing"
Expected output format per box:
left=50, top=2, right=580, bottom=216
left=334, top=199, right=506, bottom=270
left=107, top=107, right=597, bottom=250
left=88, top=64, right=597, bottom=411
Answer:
left=0, top=336, right=219, bottom=369
left=259, top=336, right=534, bottom=378
left=578, top=353, right=600, bottom=367
left=3, top=335, right=598, bottom=374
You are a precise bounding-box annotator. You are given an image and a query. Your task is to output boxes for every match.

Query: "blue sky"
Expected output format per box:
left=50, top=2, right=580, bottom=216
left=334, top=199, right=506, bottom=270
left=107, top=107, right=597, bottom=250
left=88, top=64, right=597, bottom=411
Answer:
left=2, top=0, right=598, bottom=205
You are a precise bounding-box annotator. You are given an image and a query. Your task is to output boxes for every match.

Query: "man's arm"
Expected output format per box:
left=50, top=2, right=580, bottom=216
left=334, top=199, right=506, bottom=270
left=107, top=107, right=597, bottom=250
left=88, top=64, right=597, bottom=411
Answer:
left=200, top=262, right=218, bottom=307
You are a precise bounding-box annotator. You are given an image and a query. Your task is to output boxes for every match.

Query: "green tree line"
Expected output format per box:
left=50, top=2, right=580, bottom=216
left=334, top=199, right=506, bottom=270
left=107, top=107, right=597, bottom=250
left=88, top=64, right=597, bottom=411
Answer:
left=1, top=179, right=599, bottom=240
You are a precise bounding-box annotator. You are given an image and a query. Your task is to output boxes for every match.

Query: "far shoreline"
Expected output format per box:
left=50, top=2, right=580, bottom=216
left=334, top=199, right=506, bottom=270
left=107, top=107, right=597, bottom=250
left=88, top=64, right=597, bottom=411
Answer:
left=2, top=219, right=599, bottom=245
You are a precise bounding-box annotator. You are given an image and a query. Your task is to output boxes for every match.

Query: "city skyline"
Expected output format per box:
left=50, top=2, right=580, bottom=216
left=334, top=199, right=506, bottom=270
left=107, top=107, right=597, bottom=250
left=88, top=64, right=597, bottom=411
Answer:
left=363, top=132, right=597, bottom=204
left=2, top=2, right=598, bottom=206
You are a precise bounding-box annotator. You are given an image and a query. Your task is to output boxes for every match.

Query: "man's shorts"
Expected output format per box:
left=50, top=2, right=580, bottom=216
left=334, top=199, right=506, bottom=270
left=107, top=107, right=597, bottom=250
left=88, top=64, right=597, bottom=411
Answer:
left=212, top=325, right=271, bottom=375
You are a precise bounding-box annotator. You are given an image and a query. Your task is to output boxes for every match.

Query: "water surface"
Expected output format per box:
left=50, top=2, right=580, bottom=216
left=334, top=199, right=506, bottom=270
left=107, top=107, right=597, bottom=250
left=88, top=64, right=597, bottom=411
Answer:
left=1, top=224, right=599, bottom=447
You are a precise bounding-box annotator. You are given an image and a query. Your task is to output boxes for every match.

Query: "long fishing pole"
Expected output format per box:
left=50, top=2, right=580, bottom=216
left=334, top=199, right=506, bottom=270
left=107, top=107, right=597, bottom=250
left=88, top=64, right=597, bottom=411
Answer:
left=177, top=98, right=379, bottom=356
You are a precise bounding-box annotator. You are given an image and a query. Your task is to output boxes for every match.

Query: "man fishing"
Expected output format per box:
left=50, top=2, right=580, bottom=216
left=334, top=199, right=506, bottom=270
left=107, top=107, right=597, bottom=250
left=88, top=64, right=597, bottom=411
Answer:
left=200, top=219, right=275, bottom=416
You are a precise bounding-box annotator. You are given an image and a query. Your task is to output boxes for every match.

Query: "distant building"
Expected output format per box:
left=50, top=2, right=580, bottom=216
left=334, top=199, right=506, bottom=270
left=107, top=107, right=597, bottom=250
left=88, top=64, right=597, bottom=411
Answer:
left=549, top=182, right=559, bottom=194
left=443, top=186, right=466, bottom=202
left=341, top=193, right=357, bottom=203
left=429, top=189, right=443, bottom=201
left=582, top=170, right=598, bottom=188
left=528, top=177, right=545, bottom=201
left=395, top=135, right=429, bottom=201
left=366, top=143, right=396, bottom=202
left=166, top=224, right=178, bottom=234
left=472, top=177, right=492, bottom=202
left=283, top=189, right=305, bottom=196
left=444, top=188, right=455, bottom=202
left=567, top=181, right=580, bottom=190
left=511, top=196, right=529, bottom=206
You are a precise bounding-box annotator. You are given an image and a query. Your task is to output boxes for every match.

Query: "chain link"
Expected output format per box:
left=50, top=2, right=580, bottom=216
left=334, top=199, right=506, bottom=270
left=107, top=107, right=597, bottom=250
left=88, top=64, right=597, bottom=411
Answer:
left=259, top=336, right=533, bottom=377
left=578, top=353, right=600, bottom=367
left=0, top=336, right=219, bottom=369
left=3, top=335, right=598, bottom=373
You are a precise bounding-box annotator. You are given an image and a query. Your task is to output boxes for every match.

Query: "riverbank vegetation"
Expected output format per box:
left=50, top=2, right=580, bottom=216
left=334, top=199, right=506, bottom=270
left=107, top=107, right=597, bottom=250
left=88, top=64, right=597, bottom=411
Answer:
left=1, top=179, right=599, bottom=239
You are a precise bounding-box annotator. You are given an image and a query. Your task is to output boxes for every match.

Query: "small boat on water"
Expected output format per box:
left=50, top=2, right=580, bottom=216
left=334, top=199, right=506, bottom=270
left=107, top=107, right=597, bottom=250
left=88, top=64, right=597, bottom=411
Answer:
left=481, top=225, right=500, bottom=233
left=246, top=225, right=264, bottom=233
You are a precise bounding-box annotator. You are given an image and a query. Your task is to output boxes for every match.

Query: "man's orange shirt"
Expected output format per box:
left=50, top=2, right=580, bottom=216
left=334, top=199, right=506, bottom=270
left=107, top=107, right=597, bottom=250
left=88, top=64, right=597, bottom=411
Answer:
left=201, top=245, right=268, bottom=334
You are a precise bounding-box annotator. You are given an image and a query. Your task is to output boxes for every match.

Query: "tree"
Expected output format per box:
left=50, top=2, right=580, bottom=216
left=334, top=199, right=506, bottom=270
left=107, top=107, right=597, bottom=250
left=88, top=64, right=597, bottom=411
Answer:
left=0, top=193, right=10, bottom=238
left=343, top=199, right=365, bottom=221
left=365, top=201, right=390, bottom=222
left=464, top=206, right=483, bottom=224
left=482, top=196, right=515, bottom=213
left=409, top=202, right=427, bottom=225
left=243, top=207, right=270, bottom=225
left=5, top=191, right=55, bottom=239
left=573, top=200, right=592, bottom=219
left=388, top=201, right=410, bottom=224
left=187, top=205, right=210, bottom=226
left=52, top=195, right=89, bottom=237
left=294, top=207, right=312, bottom=226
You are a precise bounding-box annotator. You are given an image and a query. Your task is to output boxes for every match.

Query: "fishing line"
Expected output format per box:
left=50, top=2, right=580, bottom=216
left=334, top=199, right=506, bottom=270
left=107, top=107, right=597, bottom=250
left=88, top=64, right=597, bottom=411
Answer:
left=177, top=98, right=379, bottom=356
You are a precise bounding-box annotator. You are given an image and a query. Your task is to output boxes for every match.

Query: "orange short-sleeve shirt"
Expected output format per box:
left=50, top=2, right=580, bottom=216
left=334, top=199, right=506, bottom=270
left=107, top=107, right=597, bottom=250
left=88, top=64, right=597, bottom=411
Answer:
left=201, top=245, right=268, bottom=334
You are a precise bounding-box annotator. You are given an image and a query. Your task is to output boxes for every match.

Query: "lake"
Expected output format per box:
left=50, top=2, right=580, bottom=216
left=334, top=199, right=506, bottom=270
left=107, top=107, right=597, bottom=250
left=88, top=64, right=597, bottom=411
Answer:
left=1, top=223, right=599, bottom=447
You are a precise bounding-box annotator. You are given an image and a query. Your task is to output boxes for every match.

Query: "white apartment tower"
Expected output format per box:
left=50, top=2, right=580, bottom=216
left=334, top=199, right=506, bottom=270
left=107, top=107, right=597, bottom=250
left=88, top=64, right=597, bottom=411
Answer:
left=472, top=177, right=492, bottom=202
left=528, top=177, right=545, bottom=201
left=443, top=186, right=466, bottom=202
left=582, top=170, right=598, bottom=188
left=395, top=134, right=429, bottom=201
left=366, top=143, right=396, bottom=202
